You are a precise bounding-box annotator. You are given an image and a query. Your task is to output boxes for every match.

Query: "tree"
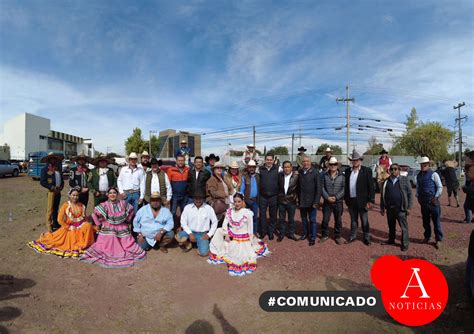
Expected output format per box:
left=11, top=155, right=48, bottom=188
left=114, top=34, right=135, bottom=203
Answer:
left=364, top=136, right=384, bottom=155
left=406, top=107, right=418, bottom=132
left=267, top=146, right=288, bottom=156
left=148, top=135, right=161, bottom=158
left=124, top=128, right=147, bottom=155
left=316, top=143, right=343, bottom=155
left=398, top=122, right=453, bottom=162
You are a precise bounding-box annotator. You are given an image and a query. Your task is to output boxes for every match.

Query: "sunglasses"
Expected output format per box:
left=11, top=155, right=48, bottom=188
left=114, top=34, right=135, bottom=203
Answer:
left=329, top=163, right=338, bottom=166
left=390, top=167, right=399, bottom=171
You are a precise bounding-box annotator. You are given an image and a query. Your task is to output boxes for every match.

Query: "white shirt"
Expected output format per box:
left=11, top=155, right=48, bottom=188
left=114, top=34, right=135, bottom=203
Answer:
left=349, top=167, right=360, bottom=198
left=149, top=172, right=172, bottom=201
left=98, top=168, right=110, bottom=192
left=117, top=165, right=145, bottom=199
left=180, top=203, right=219, bottom=237
left=284, top=173, right=292, bottom=195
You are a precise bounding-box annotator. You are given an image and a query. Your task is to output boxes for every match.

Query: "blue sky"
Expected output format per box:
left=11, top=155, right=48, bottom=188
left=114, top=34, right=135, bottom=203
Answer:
left=0, top=0, right=472, bottom=156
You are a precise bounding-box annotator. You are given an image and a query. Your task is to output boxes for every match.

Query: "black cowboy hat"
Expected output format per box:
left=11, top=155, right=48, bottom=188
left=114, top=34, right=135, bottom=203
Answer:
left=150, top=158, right=163, bottom=166
left=71, top=152, right=92, bottom=163
left=380, top=149, right=389, bottom=154
left=91, top=155, right=113, bottom=166
left=40, top=152, right=64, bottom=163
left=205, top=154, right=220, bottom=163
left=297, top=146, right=307, bottom=152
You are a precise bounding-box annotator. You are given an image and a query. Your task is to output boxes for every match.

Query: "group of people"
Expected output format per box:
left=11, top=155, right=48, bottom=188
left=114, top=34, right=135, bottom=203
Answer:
left=28, top=145, right=474, bottom=276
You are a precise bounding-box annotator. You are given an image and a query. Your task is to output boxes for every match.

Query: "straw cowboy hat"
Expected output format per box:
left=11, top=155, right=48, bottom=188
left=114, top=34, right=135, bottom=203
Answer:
left=247, top=160, right=257, bottom=167
left=141, top=151, right=150, bottom=157
left=348, top=150, right=363, bottom=161
left=71, top=152, right=91, bottom=163
left=228, top=161, right=239, bottom=169
left=212, top=162, right=224, bottom=169
left=150, top=192, right=162, bottom=200
left=297, top=146, right=307, bottom=152
left=91, top=155, right=113, bottom=166
left=327, top=156, right=339, bottom=165
left=180, top=140, right=187, bottom=144
left=325, top=147, right=333, bottom=153
left=445, top=160, right=457, bottom=168
left=246, top=144, right=255, bottom=148
left=40, top=152, right=64, bottom=163
left=127, top=152, right=139, bottom=161
left=205, top=154, right=220, bottom=163
left=417, top=156, right=431, bottom=164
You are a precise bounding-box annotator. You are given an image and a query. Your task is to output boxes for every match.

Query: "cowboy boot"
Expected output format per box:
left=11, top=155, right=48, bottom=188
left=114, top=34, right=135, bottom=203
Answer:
left=159, top=234, right=173, bottom=253
left=455, top=195, right=460, bottom=207
left=448, top=197, right=451, bottom=206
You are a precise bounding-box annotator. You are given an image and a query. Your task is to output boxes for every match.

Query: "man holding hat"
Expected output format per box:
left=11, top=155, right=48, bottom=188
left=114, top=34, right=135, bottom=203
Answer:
left=133, top=192, right=174, bottom=253
left=118, top=152, right=145, bottom=215
left=69, top=152, right=91, bottom=207
left=139, top=151, right=151, bottom=173
left=296, top=146, right=307, bottom=169
left=416, top=156, right=443, bottom=249
left=320, top=157, right=345, bottom=244
left=242, top=144, right=259, bottom=165
left=240, top=160, right=260, bottom=231
left=40, top=152, right=64, bottom=232
left=319, top=147, right=333, bottom=172
left=177, top=191, right=219, bottom=256
left=344, top=150, right=375, bottom=245
left=88, top=156, right=117, bottom=206
left=142, top=158, right=172, bottom=207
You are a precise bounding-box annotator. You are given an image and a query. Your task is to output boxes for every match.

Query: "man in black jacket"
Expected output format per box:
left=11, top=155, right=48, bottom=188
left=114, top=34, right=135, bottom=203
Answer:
left=39, top=152, right=64, bottom=232
left=69, top=153, right=91, bottom=207
left=344, top=150, right=375, bottom=245
left=277, top=161, right=299, bottom=242
left=259, top=154, right=279, bottom=240
left=188, top=156, right=211, bottom=202
left=298, top=155, right=320, bottom=246
left=380, top=163, right=413, bottom=251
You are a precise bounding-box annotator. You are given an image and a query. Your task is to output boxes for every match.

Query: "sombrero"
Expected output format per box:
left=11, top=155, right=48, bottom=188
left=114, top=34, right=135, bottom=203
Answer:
left=40, top=152, right=64, bottom=163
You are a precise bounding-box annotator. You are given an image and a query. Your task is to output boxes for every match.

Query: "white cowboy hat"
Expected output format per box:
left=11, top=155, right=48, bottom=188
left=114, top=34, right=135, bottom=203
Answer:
left=247, top=144, right=255, bottom=148
left=212, top=162, right=225, bottom=169
left=229, top=161, right=239, bottom=169
left=180, top=140, right=187, bottom=144
left=328, top=157, right=338, bottom=164
left=141, top=151, right=150, bottom=157
left=128, top=152, right=138, bottom=159
left=325, top=147, right=333, bottom=153
left=417, top=156, right=430, bottom=164
left=247, top=160, right=257, bottom=167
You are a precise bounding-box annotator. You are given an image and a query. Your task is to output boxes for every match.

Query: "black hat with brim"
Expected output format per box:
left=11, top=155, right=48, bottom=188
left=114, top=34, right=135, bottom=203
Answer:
left=205, top=154, right=220, bottom=163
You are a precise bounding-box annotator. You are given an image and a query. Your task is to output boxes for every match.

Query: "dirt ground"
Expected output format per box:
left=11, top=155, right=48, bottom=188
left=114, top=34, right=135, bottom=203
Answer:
left=0, top=175, right=473, bottom=333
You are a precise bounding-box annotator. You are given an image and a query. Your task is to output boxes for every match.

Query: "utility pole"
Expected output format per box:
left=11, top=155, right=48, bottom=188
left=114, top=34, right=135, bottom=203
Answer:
left=336, top=85, right=355, bottom=159
left=453, top=102, right=466, bottom=169
left=149, top=130, right=156, bottom=157
left=253, top=126, right=256, bottom=147
left=291, top=133, right=295, bottom=162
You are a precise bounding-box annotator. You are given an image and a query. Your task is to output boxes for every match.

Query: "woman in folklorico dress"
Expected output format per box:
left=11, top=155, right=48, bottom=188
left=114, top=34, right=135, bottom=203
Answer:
left=80, top=187, right=146, bottom=268
left=208, top=193, right=270, bottom=276
left=28, top=188, right=95, bottom=258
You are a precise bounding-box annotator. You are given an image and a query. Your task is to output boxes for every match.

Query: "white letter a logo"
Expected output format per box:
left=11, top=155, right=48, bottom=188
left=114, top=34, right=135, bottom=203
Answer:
left=401, top=268, right=430, bottom=299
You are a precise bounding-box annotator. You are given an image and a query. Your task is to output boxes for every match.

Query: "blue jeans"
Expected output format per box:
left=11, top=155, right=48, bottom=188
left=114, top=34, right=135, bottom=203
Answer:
left=171, top=194, right=188, bottom=218
left=245, top=199, right=259, bottom=234
left=178, top=230, right=209, bottom=256
left=300, top=207, right=317, bottom=240
left=124, top=191, right=140, bottom=215
left=137, top=230, right=174, bottom=250
left=421, top=202, right=443, bottom=241
left=278, top=203, right=296, bottom=236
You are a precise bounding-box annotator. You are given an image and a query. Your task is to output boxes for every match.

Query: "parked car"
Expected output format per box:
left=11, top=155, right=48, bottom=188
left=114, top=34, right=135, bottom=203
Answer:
left=0, top=160, right=20, bottom=177
left=407, top=167, right=420, bottom=188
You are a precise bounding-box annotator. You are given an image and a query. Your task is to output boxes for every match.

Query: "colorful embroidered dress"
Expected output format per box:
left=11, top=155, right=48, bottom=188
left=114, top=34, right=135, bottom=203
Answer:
left=208, top=207, right=270, bottom=276
left=80, top=200, right=145, bottom=268
left=28, top=201, right=95, bottom=258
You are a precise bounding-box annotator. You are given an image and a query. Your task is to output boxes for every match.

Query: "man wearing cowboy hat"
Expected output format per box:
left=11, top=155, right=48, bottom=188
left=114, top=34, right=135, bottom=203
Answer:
left=133, top=192, right=174, bottom=253
left=320, top=156, right=345, bottom=245
left=416, top=156, right=443, bottom=249
left=88, top=156, right=117, bottom=206
left=39, top=152, right=64, bottom=232
left=319, top=147, right=333, bottom=172
left=142, top=158, right=172, bottom=207
left=240, top=159, right=260, bottom=231
left=118, top=152, right=146, bottom=215
left=296, top=146, right=307, bottom=169
left=344, top=150, right=375, bottom=245
left=176, top=190, right=218, bottom=256
left=69, top=152, right=92, bottom=207
left=139, top=151, right=152, bottom=173
left=242, top=144, right=259, bottom=166
left=205, top=154, right=220, bottom=174
left=377, top=149, right=392, bottom=171
left=175, top=139, right=191, bottom=166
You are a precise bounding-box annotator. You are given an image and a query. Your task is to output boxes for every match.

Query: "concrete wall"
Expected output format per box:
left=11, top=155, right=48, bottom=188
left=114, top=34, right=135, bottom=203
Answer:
left=4, top=114, right=26, bottom=160
left=25, top=113, right=49, bottom=160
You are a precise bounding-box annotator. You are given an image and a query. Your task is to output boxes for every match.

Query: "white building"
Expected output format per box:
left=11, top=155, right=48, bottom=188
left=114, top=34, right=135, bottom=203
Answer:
left=3, top=113, right=95, bottom=160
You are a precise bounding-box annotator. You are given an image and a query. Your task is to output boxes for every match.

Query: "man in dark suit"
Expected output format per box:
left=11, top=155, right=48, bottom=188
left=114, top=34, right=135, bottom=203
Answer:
left=380, top=163, right=413, bottom=251
left=39, top=152, right=64, bottom=232
left=344, top=150, right=375, bottom=245
left=277, top=160, right=299, bottom=242
left=298, top=155, right=320, bottom=246
left=188, top=156, right=211, bottom=202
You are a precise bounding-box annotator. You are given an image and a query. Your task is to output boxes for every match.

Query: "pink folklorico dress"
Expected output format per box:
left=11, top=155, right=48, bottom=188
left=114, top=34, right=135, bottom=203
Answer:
left=80, top=200, right=145, bottom=268
left=208, top=207, right=270, bottom=276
